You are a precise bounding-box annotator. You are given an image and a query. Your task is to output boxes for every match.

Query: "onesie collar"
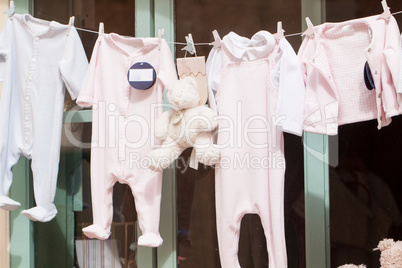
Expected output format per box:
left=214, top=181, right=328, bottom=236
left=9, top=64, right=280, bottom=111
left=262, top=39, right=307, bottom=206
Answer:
left=223, top=31, right=276, bottom=61
left=107, top=33, right=158, bottom=57
left=19, top=14, right=55, bottom=38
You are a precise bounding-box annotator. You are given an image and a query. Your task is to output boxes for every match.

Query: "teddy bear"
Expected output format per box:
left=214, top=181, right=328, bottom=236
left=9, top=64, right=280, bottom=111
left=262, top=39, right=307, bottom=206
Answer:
left=147, top=76, right=220, bottom=172
left=375, top=238, right=402, bottom=268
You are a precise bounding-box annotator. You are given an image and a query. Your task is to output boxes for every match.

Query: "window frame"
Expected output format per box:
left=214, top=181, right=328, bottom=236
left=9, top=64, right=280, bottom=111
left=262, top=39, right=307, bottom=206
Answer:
left=7, top=0, right=331, bottom=267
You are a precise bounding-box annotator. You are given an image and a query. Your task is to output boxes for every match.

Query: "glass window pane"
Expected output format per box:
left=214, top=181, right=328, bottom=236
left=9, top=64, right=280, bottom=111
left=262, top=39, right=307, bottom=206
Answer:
left=175, top=0, right=306, bottom=267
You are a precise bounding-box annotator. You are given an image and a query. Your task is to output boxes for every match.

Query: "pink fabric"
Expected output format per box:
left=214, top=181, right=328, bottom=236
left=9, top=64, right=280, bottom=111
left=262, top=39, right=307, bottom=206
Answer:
left=299, top=14, right=401, bottom=135
left=77, top=34, right=177, bottom=246
left=210, top=31, right=288, bottom=268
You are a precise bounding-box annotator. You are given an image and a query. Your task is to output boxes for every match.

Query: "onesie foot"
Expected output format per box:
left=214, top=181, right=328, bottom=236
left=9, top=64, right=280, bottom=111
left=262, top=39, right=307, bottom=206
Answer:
left=0, top=196, right=21, bottom=211
left=197, top=147, right=220, bottom=166
left=21, top=204, right=58, bottom=222
left=82, top=224, right=110, bottom=240
left=138, top=233, right=163, bottom=247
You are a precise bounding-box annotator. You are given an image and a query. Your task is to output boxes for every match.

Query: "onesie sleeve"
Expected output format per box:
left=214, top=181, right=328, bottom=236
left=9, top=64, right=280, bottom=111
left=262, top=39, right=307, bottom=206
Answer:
left=297, top=34, right=320, bottom=133
left=380, top=16, right=400, bottom=118
left=76, top=37, right=101, bottom=108
left=157, top=40, right=178, bottom=88
left=59, top=27, right=89, bottom=100
left=273, top=38, right=305, bottom=136
left=398, top=33, right=402, bottom=94
left=0, top=19, right=12, bottom=82
left=206, top=46, right=222, bottom=113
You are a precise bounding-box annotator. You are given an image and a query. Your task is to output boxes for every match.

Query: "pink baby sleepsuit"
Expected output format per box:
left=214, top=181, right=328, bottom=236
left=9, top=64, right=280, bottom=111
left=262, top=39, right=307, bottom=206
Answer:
left=206, top=31, right=305, bottom=267
left=299, top=14, right=401, bottom=135
left=77, top=33, right=177, bottom=247
left=0, top=14, right=88, bottom=222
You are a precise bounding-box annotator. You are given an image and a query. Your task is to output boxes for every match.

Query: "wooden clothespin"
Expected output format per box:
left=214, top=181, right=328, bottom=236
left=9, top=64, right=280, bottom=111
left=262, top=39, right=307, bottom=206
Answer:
left=210, top=30, right=221, bottom=48
left=67, top=16, right=75, bottom=36
left=302, top=17, right=315, bottom=38
left=378, top=0, right=391, bottom=20
left=3, top=0, right=15, bottom=18
left=158, top=29, right=164, bottom=50
left=273, top=21, right=285, bottom=40
left=98, top=22, right=104, bottom=36
left=181, top=33, right=196, bottom=55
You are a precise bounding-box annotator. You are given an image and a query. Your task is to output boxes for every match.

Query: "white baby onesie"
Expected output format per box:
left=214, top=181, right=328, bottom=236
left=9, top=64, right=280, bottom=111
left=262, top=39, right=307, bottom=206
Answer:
left=0, top=14, right=88, bottom=222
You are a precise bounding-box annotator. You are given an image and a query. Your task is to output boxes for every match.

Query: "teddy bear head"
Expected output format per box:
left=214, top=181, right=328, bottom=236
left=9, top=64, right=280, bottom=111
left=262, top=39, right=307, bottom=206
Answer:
left=376, top=238, right=402, bottom=268
left=166, top=77, right=200, bottom=111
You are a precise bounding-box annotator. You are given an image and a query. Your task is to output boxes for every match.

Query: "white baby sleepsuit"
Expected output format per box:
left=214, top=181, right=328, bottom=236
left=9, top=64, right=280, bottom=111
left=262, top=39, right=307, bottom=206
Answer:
left=0, top=14, right=88, bottom=222
left=77, top=33, right=177, bottom=247
left=207, top=31, right=305, bottom=267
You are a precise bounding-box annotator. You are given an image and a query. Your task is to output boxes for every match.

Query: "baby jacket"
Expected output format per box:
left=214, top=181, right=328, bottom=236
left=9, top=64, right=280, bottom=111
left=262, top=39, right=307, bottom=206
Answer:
left=299, top=14, right=401, bottom=135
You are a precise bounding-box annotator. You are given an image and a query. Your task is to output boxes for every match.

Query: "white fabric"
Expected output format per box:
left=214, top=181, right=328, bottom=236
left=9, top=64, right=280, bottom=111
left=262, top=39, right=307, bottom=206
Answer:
left=223, top=31, right=276, bottom=61
left=0, top=14, right=88, bottom=221
left=273, top=38, right=305, bottom=136
left=206, top=45, right=221, bottom=113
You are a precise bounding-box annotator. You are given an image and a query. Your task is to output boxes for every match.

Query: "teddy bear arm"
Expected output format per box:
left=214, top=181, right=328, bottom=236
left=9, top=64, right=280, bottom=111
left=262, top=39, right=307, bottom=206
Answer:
left=196, top=106, right=218, bottom=131
left=155, top=110, right=175, bottom=140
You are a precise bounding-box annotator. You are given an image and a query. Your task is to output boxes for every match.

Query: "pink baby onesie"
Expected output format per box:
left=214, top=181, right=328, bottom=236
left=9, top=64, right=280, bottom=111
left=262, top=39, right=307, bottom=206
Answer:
left=0, top=14, right=88, bottom=222
left=299, top=14, right=401, bottom=135
left=206, top=31, right=305, bottom=267
left=77, top=33, right=177, bottom=247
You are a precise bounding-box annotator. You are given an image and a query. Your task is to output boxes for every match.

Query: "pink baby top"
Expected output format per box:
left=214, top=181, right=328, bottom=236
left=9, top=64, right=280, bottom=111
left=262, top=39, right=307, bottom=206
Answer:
left=299, top=14, right=401, bottom=135
left=77, top=33, right=177, bottom=247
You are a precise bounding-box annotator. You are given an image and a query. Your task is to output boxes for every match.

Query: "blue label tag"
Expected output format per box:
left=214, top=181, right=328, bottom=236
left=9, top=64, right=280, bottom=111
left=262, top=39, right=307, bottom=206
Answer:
left=127, top=62, right=156, bottom=90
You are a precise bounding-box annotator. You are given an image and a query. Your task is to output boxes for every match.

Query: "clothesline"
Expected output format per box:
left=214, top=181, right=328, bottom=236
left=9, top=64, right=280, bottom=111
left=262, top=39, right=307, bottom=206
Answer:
left=75, top=9, right=402, bottom=45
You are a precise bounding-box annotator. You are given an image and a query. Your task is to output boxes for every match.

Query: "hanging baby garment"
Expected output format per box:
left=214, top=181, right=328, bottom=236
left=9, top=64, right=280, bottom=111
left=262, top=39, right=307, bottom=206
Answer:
left=206, top=31, right=305, bottom=268
left=0, top=14, right=88, bottom=222
left=77, top=33, right=178, bottom=247
left=299, top=14, right=401, bottom=135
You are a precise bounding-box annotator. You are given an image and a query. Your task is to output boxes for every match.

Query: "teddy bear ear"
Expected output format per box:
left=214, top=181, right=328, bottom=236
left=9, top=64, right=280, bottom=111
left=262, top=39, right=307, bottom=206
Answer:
left=377, top=238, right=395, bottom=251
